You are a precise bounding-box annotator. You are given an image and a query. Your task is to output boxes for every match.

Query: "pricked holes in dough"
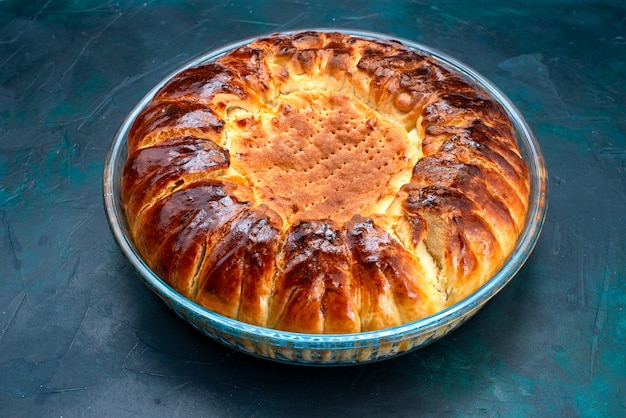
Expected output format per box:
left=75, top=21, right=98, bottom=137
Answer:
left=228, top=90, right=413, bottom=223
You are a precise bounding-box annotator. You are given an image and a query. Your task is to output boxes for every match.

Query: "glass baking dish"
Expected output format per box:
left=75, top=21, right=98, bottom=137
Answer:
left=103, top=29, right=548, bottom=365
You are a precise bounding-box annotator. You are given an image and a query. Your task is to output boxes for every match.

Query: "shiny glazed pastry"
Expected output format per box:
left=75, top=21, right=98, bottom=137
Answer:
left=122, top=31, right=530, bottom=334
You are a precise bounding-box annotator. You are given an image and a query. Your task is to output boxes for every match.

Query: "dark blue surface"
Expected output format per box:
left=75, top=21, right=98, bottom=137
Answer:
left=1, top=1, right=624, bottom=416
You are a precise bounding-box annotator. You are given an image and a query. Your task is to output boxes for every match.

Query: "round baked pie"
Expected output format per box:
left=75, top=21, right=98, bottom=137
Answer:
left=122, top=31, right=530, bottom=334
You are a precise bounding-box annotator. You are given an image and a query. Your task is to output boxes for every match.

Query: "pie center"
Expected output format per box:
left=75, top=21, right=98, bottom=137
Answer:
left=228, top=90, right=420, bottom=224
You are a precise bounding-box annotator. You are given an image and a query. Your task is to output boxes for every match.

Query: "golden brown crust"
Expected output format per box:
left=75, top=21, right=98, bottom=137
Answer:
left=345, top=216, right=437, bottom=330
left=269, top=220, right=357, bottom=333
left=122, top=31, right=530, bottom=333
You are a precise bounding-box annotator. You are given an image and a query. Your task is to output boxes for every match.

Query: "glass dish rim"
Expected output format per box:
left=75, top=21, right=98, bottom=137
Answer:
left=103, top=28, right=548, bottom=354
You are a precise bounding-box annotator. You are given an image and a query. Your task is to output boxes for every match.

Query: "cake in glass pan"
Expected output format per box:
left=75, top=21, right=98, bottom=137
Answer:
left=120, top=31, right=530, bottom=335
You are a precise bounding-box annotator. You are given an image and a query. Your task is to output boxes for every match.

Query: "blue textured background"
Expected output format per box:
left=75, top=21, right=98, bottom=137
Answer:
left=1, top=1, right=624, bottom=416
